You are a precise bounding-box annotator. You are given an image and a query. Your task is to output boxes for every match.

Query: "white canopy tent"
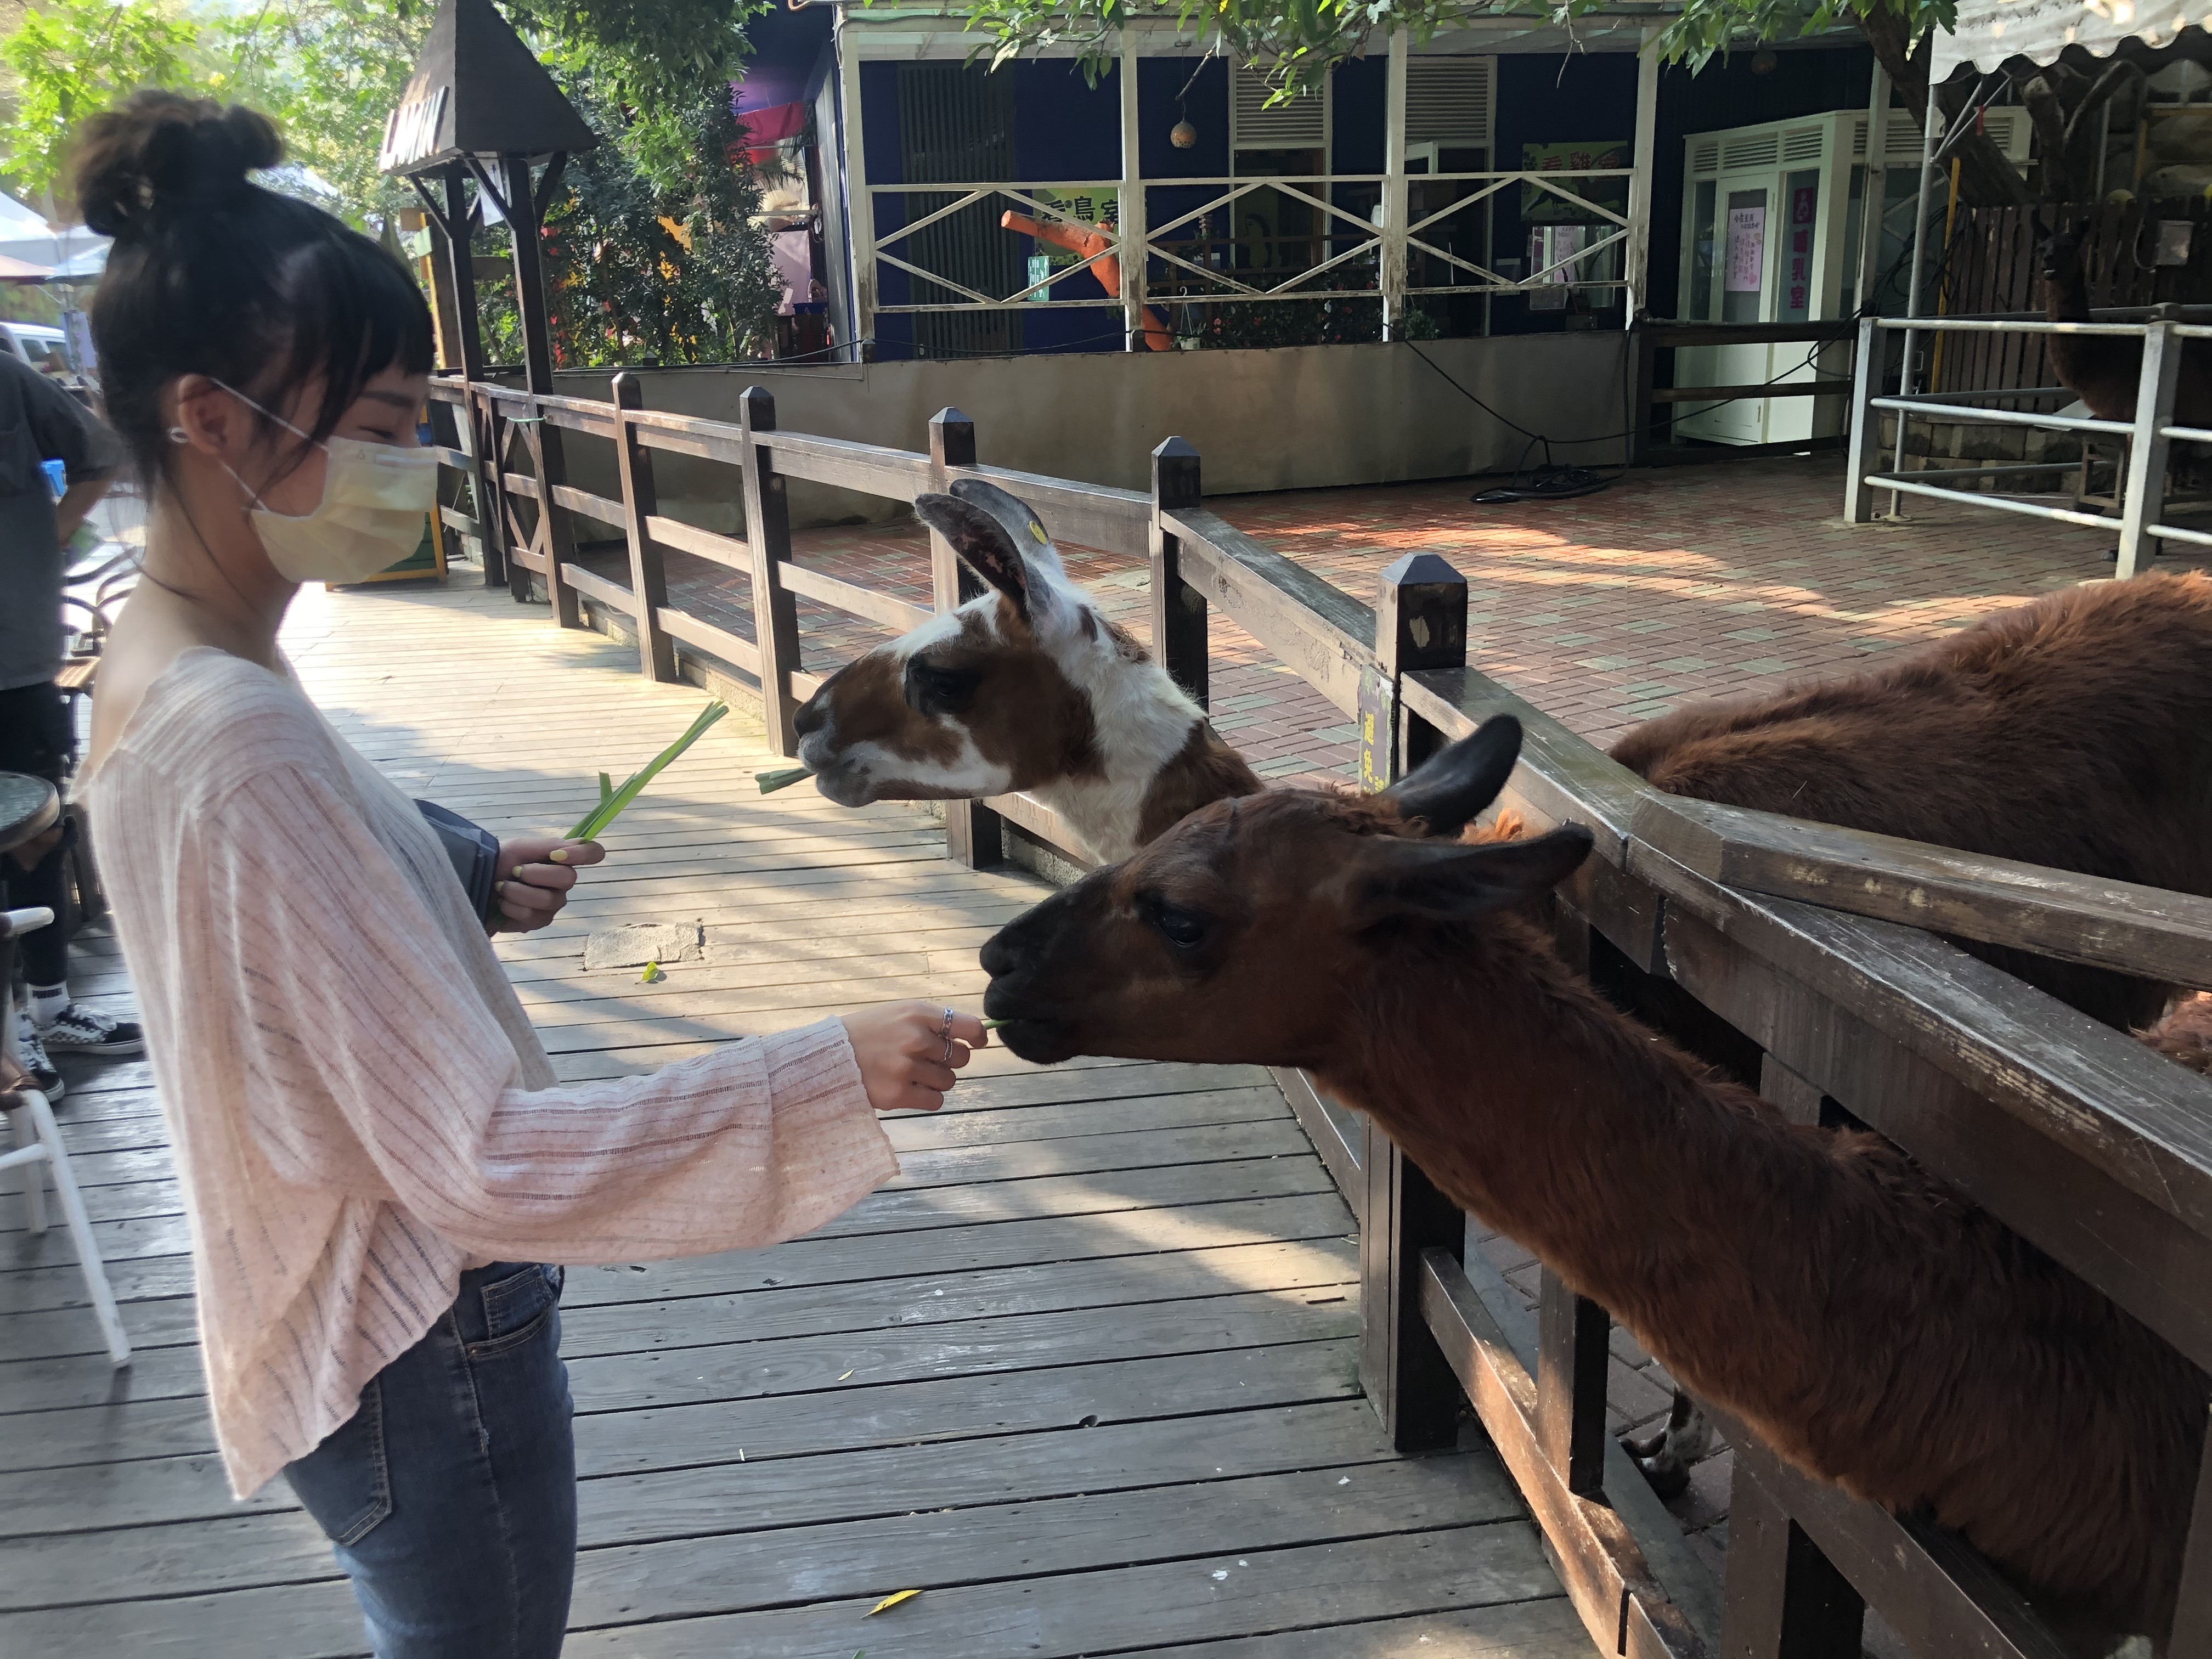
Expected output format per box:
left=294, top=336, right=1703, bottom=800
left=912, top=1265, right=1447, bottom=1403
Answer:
left=0, top=191, right=108, bottom=279
left=1931, top=0, right=2212, bottom=81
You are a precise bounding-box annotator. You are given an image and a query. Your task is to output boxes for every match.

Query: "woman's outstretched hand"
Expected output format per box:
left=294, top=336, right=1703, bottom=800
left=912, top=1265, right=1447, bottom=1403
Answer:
left=840, top=1001, right=988, bottom=1114
left=491, top=836, right=605, bottom=933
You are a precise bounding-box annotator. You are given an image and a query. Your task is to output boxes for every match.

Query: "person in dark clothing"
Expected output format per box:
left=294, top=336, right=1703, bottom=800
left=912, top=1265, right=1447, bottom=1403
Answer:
left=0, top=348, right=140, bottom=1097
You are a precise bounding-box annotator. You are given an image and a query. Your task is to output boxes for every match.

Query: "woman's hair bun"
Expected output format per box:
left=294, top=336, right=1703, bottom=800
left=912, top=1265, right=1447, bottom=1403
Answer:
left=75, top=92, right=283, bottom=240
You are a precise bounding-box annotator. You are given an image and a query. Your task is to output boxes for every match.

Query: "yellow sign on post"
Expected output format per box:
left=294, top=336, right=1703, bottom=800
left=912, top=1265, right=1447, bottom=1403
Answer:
left=1357, top=665, right=1395, bottom=794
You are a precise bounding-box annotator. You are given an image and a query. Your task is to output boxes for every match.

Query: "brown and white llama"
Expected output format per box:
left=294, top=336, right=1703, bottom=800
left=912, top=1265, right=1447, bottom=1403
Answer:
left=790, top=478, right=1260, bottom=863
left=976, top=716, right=2209, bottom=1657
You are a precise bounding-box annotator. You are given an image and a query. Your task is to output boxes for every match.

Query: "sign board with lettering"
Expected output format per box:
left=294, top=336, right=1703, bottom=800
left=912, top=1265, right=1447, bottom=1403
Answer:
left=1780, top=182, right=1818, bottom=320
left=1023, top=189, right=1120, bottom=268
left=1520, top=142, right=1629, bottom=225
left=1725, top=205, right=1767, bottom=294
left=379, top=87, right=450, bottom=174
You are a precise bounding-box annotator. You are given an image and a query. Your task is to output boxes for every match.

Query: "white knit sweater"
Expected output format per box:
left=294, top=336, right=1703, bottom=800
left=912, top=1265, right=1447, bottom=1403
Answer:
left=87, top=647, right=896, bottom=1498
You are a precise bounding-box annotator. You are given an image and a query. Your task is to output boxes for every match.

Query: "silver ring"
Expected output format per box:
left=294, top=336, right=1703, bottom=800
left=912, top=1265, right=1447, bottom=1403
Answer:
left=940, top=1006, right=956, bottom=1065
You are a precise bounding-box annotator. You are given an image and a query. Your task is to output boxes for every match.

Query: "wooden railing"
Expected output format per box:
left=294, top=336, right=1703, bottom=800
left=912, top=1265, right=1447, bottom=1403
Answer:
left=1633, top=320, right=1860, bottom=467
left=422, top=366, right=2212, bottom=1659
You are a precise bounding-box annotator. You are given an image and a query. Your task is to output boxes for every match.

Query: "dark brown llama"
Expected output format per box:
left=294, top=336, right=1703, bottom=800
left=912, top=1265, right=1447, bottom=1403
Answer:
left=978, top=718, right=2208, bottom=1657
left=1610, top=569, right=2212, bottom=1035
left=2037, top=227, right=2212, bottom=426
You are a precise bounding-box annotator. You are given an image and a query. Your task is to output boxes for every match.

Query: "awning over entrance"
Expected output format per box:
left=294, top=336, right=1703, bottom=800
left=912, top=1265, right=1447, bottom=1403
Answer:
left=1932, top=0, right=2212, bottom=80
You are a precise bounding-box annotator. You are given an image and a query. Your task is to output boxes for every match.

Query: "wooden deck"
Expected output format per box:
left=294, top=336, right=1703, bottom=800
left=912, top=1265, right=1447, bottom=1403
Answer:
left=0, top=578, right=1589, bottom=1658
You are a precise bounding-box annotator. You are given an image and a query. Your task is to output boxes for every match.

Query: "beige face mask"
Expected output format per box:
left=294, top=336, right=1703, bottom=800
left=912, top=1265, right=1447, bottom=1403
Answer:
left=216, top=382, right=438, bottom=584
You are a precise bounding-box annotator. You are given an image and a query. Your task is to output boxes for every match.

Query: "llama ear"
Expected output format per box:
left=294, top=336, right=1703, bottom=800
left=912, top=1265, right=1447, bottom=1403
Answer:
left=1384, top=715, right=1523, bottom=837
left=949, top=477, right=1068, bottom=583
left=1353, top=826, right=1594, bottom=926
left=915, top=493, right=1034, bottom=620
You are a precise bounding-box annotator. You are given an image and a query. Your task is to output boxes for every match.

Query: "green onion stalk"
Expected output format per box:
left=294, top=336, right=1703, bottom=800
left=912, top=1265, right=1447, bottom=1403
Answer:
left=567, top=700, right=730, bottom=842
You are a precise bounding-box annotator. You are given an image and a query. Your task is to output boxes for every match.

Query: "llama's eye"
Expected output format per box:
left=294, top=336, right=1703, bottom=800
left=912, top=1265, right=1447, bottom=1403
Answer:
left=904, top=659, right=979, bottom=716
left=1149, top=902, right=1210, bottom=951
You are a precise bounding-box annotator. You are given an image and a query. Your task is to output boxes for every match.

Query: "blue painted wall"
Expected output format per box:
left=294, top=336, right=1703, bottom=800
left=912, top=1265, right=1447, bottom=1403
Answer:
left=1488, top=53, right=1641, bottom=336
left=1333, top=57, right=1387, bottom=176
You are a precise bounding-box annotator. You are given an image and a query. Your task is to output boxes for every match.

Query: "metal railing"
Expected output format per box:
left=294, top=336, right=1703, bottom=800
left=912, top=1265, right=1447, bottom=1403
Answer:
left=862, top=168, right=1633, bottom=331
left=1844, top=313, right=2212, bottom=575
left=422, top=365, right=2212, bottom=1659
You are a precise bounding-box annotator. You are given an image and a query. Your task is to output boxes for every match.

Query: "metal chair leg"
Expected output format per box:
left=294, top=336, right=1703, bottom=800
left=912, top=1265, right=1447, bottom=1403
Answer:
left=14, top=1104, right=44, bottom=1234
left=21, top=1088, right=128, bottom=1366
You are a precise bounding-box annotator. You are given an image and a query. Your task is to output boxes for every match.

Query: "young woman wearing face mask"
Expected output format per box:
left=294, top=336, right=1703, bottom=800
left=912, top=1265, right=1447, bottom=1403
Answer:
left=74, top=93, right=986, bottom=1659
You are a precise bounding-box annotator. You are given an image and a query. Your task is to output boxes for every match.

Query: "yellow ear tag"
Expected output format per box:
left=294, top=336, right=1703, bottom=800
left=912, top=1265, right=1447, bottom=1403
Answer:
left=1028, top=520, right=1048, bottom=544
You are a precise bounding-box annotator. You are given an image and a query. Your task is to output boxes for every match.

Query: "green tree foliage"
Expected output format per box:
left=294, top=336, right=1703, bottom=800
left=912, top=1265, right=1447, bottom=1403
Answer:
left=218, top=0, right=430, bottom=229
left=0, top=0, right=783, bottom=363
left=512, top=74, right=783, bottom=365
left=0, top=0, right=202, bottom=200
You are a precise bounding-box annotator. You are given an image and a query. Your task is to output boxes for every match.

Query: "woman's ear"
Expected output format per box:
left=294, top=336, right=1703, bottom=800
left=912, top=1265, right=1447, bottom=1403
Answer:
left=170, top=374, right=246, bottom=459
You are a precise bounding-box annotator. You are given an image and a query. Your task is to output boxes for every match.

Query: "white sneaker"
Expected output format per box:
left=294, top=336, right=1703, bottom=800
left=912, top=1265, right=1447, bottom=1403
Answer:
left=9, top=1005, right=63, bottom=1101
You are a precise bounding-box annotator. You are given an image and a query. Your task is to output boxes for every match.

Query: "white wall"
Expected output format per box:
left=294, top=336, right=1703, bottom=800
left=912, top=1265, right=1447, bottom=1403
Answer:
left=541, top=331, right=1632, bottom=533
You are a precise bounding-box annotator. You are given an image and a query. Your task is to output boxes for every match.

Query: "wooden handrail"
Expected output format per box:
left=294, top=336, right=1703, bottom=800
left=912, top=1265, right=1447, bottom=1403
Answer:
left=1162, top=506, right=1374, bottom=717
left=1634, top=793, right=2212, bottom=991
left=1652, top=381, right=1852, bottom=403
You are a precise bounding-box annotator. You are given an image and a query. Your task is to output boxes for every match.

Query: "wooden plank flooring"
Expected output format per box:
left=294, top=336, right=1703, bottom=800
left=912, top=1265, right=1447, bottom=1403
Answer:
left=0, top=578, right=1587, bottom=1657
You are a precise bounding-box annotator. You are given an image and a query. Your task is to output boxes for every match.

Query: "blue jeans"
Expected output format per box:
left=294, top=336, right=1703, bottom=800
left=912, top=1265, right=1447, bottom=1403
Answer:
left=283, top=1261, right=577, bottom=1658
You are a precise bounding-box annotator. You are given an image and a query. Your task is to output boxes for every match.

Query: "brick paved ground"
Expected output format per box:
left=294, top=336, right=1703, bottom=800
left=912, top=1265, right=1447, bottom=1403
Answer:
left=604, top=453, right=2202, bottom=796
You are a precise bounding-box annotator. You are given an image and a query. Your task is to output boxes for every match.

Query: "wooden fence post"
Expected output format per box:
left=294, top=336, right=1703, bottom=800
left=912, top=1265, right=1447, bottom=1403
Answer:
left=466, top=388, right=507, bottom=589
left=529, top=408, right=584, bottom=630
left=1720, top=1455, right=1866, bottom=1659
left=611, top=373, right=676, bottom=683
left=1632, top=324, right=1658, bottom=466
left=928, top=406, right=982, bottom=611
left=927, top=407, right=1004, bottom=870
left=2168, top=1414, right=2212, bottom=1656
left=1536, top=1268, right=1611, bottom=1497
left=1358, top=550, right=1471, bottom=1453
left=739, top=386, right=802, bottom=755
left=491, top=403, right=534, bottom=605
left=1149, top=438, right=1207, bottom=707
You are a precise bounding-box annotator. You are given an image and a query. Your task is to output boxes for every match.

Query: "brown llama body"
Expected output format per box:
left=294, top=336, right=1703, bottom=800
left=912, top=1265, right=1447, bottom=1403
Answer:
left=1611, top=570, right=2212, bottom=1031
left=979, top=724, right=2208, bottom=1654
left=2036, top=228, right=2212, bottom=426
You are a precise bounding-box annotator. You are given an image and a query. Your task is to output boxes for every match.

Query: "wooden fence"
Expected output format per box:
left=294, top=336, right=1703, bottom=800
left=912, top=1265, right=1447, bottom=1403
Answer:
left=424, top=368, right=2212, bottom=1659
left=1935, top=199, right=2212, bottom=399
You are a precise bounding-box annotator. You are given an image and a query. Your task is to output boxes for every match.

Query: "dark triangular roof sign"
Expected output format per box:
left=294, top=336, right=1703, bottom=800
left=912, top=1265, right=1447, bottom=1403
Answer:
left=379, top=0, right=596, bottom=175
